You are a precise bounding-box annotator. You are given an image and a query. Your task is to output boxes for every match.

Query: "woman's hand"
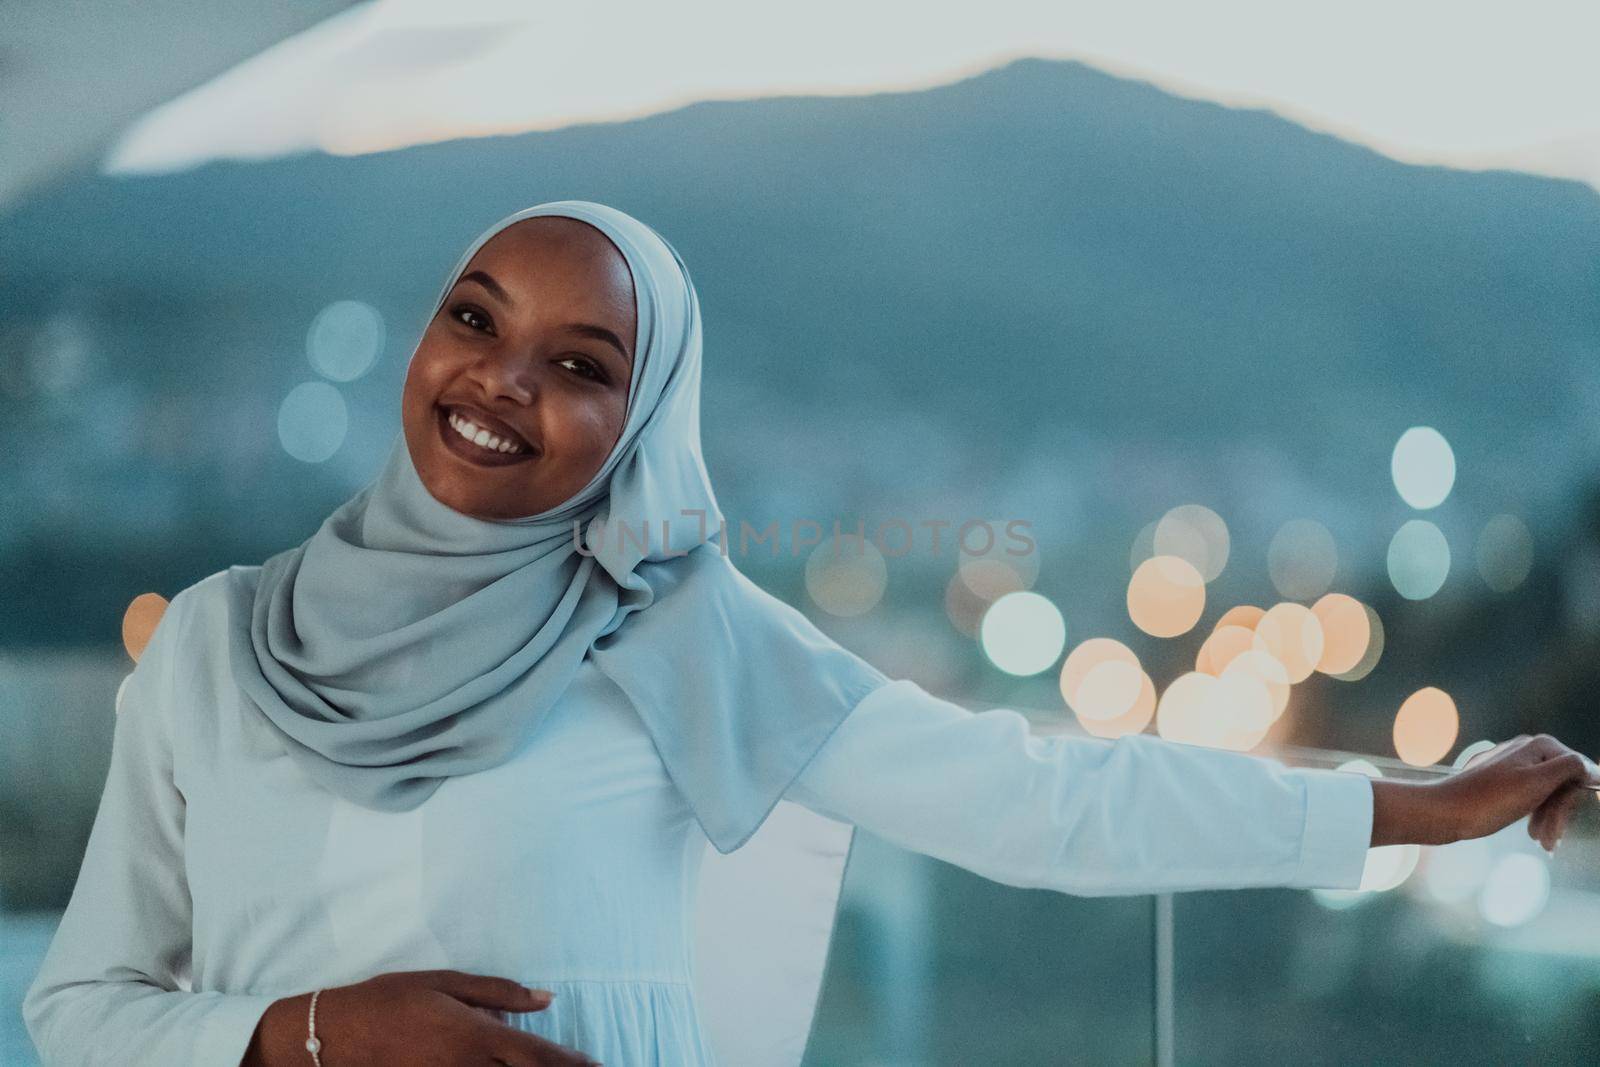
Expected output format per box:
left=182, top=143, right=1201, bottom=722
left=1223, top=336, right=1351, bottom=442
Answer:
left=242, top=969, right=600, bottom=1067
left=1370, top=733, right=1600, bottom=851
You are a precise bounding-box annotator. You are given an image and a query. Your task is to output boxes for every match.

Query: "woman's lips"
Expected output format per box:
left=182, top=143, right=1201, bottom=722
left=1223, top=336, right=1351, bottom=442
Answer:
left=435, top=404, right=538, bottom=467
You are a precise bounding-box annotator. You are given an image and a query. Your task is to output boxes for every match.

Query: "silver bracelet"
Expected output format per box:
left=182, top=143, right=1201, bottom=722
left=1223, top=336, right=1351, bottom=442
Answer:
left=305, top=988, right=324, bottom=1066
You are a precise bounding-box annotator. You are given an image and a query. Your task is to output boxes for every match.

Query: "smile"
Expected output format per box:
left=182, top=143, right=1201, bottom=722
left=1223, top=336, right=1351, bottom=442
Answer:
left=435, top=404, right=538, bottom=467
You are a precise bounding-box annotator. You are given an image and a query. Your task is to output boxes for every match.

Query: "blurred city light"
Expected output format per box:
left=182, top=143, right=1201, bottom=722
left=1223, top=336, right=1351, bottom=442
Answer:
left=306, top=299, right=385, bottom=382
left=1266, top=518, right=1338, bottom=600
left=1127, top=555, right=1205, bottom=637
left=120, top=592, right=167, bottom=662
left=1328, top=602, right=1385, bottom=682
left=1422, top=837, right=1492, bottom=904
left=979, top=590, right=1066, bottom=676
left=1391, top=426, right=1456, bottom=509
left=1153, top=503, right=1229, bottom=582
left=1310, top=592, right=1370, bottom=675
left=1252, top=602, right=1324, bottom=683
left=1387, top=519, right=1450, bottom=600
left=1393, top=686, right=1460, bottom=767
left=1475, top=513, right=1534, bottom=594
left=1479, top=852, right=1551, bottom=927
left=805, top=534, right=888, bottom=617
left=276, top=380, right=349, bottom=462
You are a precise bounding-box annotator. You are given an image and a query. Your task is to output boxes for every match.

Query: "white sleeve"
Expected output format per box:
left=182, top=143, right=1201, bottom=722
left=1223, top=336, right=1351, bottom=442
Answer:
left=22, top=590, right=280, bottom=1066
left=785, top=678, right=1374, bottom=896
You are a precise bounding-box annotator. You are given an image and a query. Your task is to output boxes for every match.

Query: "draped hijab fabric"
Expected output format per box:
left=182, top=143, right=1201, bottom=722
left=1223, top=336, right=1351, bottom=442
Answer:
left=224, top=200, right=890, bottom=853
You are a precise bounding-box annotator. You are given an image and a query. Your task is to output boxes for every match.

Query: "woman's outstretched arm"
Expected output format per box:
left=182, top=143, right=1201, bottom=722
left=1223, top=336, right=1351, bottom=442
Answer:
left=786, top=678, right=1596, bottom=897
left=21, top=589, right=280, bottom=1065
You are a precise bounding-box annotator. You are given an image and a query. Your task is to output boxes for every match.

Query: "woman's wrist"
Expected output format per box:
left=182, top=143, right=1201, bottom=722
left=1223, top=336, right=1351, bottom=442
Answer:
left=241, top=992, right=314, bottom=1067
left=1369, top=779, right=1456, bottom=847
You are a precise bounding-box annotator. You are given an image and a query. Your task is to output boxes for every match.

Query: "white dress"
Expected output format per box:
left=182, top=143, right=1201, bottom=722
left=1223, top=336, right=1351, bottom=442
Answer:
left=22, top=571, right=1373, bottom=1066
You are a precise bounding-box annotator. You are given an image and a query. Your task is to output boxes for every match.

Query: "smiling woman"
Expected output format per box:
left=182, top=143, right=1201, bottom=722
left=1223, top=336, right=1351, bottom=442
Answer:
left=21, top=199, right=1600, bottom=1067
left=402, top=216, right=637, bottom=520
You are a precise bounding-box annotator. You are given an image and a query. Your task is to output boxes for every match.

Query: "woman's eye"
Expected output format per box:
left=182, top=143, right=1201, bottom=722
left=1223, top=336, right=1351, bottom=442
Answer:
left=558, top=357, right=607, bottom=383
left=451, top=304, right=493, bottom=333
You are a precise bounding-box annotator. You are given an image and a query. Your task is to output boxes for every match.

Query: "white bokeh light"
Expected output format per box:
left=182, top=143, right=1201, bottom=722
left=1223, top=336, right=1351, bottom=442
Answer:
left=1387, top=519, right=1450, bottom=600
left=1390, top=426, right=1456, bottom=509
left=307, top=299, right=386, bottom=382
left=1153, top=504, right=1230, bottom=583
left=1422, top=837, right=1492, bottom=904
left=277, top=381, right=349, bottom=463
left=1478, top=852, right=1550, bottom=927
left=980, top=591, right=1067, bottom=677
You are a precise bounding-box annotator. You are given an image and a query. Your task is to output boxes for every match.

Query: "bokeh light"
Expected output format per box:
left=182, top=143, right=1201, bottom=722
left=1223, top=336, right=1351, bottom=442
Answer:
left=277, top=381, right=349, bottom=463
left=1252, top=602, right=1324, bottom=683
left=1329, top=602, right=1385, bottom=682
left=1156, top=671, right=1223, bottom=746
left=980, top=591, right=1066, bottom=676
left=1387, top=519, right=1450, bottom=600
left=1311, top=593, right=1370, bottom=675
left=1359, top=843, right=1421, bottom=892
left=1129, top=520, right=1157, bottom=573
left=306, top=299, right=385, bottom=382
left=1422, top=837, right=1492, bottom=904
left=1222, top=649, right=1291, bottom=721
left=1478, top=852, right=1550, bottom=927
left=958, top=523, right=1040, bottom=600
left=1155, top=669, right=1273, bottom=750
left=1393, top=686, right=1459, bottom=766
left=1196, top=624, right=1255, bottom=676
left=1336, top=757, right=1382, bottom=778
left=121, top=592, right=168, bottom=662
left=1153, top=504, right=1230, bottom=582
left=943, top=570, right=989, bottom=637
left=1060, top=638, right=1141, bottom=721
left=1475, top=513, right=1534, bottom=594
left=804, top=534, right=887, bottom=617
left=1127, top=555, right=1206, bottom=637
left=1391, top=426, right=1456, bottom=509
left=1452, top=738, right=1498, bottom=769
left=1214, top=604, right=1265, bottom=631
left=1267, top=518, right=1338, bottom=600
left=1079, top=671, right=1158, bottom=740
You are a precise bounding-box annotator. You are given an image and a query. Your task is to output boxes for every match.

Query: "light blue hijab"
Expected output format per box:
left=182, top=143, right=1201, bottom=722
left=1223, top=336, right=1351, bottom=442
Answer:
left=224, top=200, right=889, bottom=853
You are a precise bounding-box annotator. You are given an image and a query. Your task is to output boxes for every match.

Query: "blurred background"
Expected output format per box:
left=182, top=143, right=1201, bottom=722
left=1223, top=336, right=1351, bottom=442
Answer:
left=4, top=1, right=1600, bottom=1063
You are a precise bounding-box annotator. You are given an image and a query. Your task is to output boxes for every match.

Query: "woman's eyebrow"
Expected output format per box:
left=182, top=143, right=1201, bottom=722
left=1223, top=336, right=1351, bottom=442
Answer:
left=458, top=269, right=632, bottom=365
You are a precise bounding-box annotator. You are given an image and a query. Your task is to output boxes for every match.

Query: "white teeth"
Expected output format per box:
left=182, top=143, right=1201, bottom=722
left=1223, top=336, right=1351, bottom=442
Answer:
left=447, top=410, right=524, bottom=454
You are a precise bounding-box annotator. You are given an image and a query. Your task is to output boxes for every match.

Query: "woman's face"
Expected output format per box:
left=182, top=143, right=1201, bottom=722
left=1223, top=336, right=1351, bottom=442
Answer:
left=402, top=217, right=637, bottom=521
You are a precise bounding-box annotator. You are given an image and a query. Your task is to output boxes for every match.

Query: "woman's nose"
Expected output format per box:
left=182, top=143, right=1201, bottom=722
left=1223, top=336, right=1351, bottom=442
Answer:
left=465, top=345, right=539, bottom=405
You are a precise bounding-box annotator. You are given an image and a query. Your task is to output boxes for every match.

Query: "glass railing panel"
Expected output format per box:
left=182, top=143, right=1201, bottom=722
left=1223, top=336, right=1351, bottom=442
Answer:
left=805, top=830, right=1157, bottom=1065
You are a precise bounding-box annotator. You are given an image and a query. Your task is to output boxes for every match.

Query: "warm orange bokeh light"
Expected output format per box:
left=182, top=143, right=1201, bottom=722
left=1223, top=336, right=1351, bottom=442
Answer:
left=1080, top=670, right=1157, bottom=739
left=1156, top=669, right=1272, bottom=750
left=1157, top=671, right=1220, bottom=745
left=1311, top=593, right=1371, bottom=675
left=1394, top=686, right=1460, bottom=766
left=1214, top=604, right=1266, bottom=632
left=1196, top=624, right=1256, bottom=676
left=944, top=570, right=988, bottom=637
left=1127, top=555, right=1206, bottom=638
left=1221, top=649, right=1292, bottom=721
left=1252, top=602, right=1325, bottom=683
left=1330, top=602, right=1386, bottom=682
left=122, top=593, right=169, bottom=663
left=1060, top=638, right=1143, bottom=721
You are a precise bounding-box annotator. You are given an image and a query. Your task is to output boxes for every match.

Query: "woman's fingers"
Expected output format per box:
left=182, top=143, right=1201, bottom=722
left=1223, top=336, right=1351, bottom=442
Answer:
left=414, top=969, right=556, bottom=1013
left=1530, top=782, right=1588, bottom=851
